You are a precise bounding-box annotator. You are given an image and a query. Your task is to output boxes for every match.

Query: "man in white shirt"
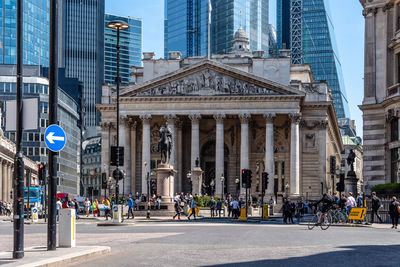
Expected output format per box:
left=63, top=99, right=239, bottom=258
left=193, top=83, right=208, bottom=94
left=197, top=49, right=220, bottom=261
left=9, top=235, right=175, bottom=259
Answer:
left=231, top=199, right=239, bottom=219
left=346, top=192, right=357, bottom=215
left=56, top=198, right=62, bottom=221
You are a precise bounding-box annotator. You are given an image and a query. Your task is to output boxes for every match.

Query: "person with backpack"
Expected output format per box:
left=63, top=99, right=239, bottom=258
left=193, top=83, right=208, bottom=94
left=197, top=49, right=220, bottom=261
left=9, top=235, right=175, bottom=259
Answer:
left=312, top=193, right=335, bottom=224
left=371, top=191, right=383, bottom=224
left=389, top=196, right=400, bottom=229
left=173, top=198, right=182, bottom=220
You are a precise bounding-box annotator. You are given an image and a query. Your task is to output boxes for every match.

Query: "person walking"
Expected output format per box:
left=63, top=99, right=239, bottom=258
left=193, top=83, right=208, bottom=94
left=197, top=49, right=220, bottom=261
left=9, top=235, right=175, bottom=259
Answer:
left=92, top=199, right=99, bottom=217
left=346, top=193, right=357, bottom=215
left=216, top=198, right=222, bottom=218
left=210, top=197, right=216, bottom=218
left=356, top=193, right=363, bottom=207
left=173, top=199, right=182, bottom=220
left=187, top=197, right=197, bottom=220
left=73, top=199, right=79, bottom=220
left=371, top=191, right=383, bottom=224
left=56, top=198, right=62, bottom=221
left=389, top=196, right=400, bottom=229
left=126, top=196, right=135, bottom=219
left=104, top=198, right=111, bottom=220
left=282, top=199, right=291, bottom=224
left=146, top=201, right=151, bottom=219
left=84, top=198, right=91, bottom=217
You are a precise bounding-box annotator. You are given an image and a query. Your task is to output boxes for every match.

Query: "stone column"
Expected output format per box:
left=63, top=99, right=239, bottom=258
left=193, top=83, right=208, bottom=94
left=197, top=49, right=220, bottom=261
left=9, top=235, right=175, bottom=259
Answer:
left=289, top=113, right=301, bottom=196
left=177, top=120, right=183, bottom=193
left=189, top=113, right=201, bottom=169
left=128, top=118, right=137, bottom=195
left=2, top=162, right=7, bottom=201
left=0, top=160, right=3, bottom=201
left=278, top=161, right=282, bottom=194
left=6, top=163, right=11, bottom=201
left=239, top=113, right=250, bottom=193
left=119, top=116, right=130, bottom=195
left=140, top=114, right=152, bottom=195
left=214, top=113, right=226, bottom=197
left=264, top=113, right=275, bottom=197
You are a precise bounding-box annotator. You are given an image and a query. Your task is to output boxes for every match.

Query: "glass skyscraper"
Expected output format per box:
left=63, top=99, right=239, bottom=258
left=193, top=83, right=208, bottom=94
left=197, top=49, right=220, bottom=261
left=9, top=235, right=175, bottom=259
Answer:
left=0, top=0, right=49, bottom=66
left=62, top=0, right=105, bottom=130
left=164, top=0, right=273, bottom=58
left=276, top=0, right=349, bottom=119
left=104, top=14, right=142, bottom=85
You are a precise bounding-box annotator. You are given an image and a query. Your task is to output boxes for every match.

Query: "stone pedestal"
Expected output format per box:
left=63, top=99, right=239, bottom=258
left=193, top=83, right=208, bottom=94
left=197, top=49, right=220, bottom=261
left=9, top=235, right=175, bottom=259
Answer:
left=191, top=167, right=203, bottom=196
left=156, top=163, right=177, bottom=203
left=345, top=171, right=358, bottom=196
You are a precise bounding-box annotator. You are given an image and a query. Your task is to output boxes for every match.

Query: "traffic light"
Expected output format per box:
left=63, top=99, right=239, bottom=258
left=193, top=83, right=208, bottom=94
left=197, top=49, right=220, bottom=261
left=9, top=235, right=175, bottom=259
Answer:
left=262, top=172, right=269, bottom=191
left=241, top=169, right=252, bottom=189
left=38, top=163, right=46, bottom=182
left=330, top=156, right=336, bottom=175
left=336, top=173, right=345, bottom=192
left=101, top=173, right=107, bottom=189
left=112, top=168, right=125, bottom=181
left=110, top=146, right=124, bottom=166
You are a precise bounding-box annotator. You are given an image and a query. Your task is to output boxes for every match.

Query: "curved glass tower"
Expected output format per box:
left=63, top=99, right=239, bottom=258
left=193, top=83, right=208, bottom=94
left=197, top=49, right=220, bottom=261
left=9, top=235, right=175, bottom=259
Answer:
left=276, top=0, right=349, bottom=119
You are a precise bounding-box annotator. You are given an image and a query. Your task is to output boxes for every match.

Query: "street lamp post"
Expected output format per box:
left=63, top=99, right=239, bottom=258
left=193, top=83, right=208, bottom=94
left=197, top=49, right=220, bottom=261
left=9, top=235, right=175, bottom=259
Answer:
left=107, top=20, right=129, bottom=205
left=285, top=182, right=289, bottom=200
left=235, top=178, right=240, bottom=197
left=220, top=174, right=225, bottom=200
left=187, top=171, right=192, bottom=194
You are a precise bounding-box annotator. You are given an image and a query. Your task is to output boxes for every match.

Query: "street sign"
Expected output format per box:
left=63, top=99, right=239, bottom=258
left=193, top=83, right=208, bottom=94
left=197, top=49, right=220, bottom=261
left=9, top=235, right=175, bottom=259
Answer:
left=348, top=207, right=367, bottom=221
left=5, top=98, right=38, bottom=131
left=45, top=124, right=67, bottom=152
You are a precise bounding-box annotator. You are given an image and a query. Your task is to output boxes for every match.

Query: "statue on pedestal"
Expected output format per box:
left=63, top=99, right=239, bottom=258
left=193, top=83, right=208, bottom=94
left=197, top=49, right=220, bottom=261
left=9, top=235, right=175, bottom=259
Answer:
left=347, top=149, right=356, bottom=177
left=158, top=123, right=172, bottom=164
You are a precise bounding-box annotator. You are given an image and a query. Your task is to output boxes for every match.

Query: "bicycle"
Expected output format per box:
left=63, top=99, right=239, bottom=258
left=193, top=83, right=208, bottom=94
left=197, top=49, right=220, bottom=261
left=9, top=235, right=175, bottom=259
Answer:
left=308, top=211, right=330, bottom=230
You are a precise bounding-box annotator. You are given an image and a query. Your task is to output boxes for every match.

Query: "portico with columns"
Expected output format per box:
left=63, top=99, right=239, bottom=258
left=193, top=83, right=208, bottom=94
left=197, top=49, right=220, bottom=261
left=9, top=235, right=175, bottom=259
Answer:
left=98, top=59, right=343, bottom=204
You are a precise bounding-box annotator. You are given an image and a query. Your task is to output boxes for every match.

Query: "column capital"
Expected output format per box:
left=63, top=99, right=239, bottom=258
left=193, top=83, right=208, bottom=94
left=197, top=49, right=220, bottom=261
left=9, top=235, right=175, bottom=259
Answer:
left=164, top=113, right=177, bottom=121
left=289, top=113, right=301, bottom=124
left=120, top=115, right=128, bottom=125
left=126, top=117, right=137, bottom=129
left=318, top=120, right=328, bottom=129
left=213, top=113, right=226, bottom=123
left=100, top=121, right=112, bottom=129
left=188, top=113, right=201, bottom=122
left=263, top=113, right=276, bottom=123
left=139, top=114, right=152, bottom=123
left=238, top=113, right=251, bottom=123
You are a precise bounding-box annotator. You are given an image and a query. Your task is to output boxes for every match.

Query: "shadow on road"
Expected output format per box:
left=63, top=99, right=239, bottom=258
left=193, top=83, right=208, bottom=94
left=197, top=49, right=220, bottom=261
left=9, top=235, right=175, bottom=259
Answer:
left=204, top=244, right=400, bottom=267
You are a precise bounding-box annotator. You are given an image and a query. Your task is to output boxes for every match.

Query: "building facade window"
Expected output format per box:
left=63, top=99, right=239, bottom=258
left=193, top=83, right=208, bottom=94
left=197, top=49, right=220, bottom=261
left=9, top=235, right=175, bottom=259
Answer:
left=391, top=118, right=400, bottom=141
left=391, top=148, right=400, bottom=183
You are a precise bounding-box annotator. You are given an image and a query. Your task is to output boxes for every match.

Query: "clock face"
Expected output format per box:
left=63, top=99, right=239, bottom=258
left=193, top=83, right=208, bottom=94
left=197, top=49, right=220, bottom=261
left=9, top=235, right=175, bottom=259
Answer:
left=90, top=170, right=95, bottom=176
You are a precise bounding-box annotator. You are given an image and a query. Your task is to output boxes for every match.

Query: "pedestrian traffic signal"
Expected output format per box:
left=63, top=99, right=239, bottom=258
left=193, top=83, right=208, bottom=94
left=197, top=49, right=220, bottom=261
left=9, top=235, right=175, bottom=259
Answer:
left=262, top=172, right=269, bottom=191
left=38, top=163, right=46, bottom=182
left=330, top=156, right=336, bottom=175
left=241, top=169, right=252, bottom=189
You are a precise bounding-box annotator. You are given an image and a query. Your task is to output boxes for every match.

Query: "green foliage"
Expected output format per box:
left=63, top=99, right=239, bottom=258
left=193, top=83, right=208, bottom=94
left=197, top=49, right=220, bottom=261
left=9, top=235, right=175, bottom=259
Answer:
left=371, top=183, right=400, bottom=192
left=194, top=196, right=222, bottom=207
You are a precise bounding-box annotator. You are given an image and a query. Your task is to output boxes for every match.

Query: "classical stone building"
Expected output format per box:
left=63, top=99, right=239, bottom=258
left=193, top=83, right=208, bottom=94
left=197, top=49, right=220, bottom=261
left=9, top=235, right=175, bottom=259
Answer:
left=359, top=0, right=400, bottom=190
left=0, top=128, right=38, bottom=202
left=98, top=29, right=343, bottom=202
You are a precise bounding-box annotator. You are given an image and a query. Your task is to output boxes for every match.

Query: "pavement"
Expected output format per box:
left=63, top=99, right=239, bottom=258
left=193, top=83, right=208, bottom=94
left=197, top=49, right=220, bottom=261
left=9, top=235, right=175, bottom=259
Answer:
left=0, top=215, right=398, bottom=266
left=0, top=246, right=110, bottom=267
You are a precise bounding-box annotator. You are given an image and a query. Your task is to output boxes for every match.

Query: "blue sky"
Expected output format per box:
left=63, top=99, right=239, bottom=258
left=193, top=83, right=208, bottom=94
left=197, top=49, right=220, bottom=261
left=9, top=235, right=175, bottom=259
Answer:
left=106, top=0, right=364, bottom=136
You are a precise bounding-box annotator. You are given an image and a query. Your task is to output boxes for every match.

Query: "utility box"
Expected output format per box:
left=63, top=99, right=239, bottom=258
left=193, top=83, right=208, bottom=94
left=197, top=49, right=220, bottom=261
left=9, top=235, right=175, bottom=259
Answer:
left=262, top=205, right=269, bottom=220
left=112, top=205, right=122, bottom=223
left=59, top=209, right=76, bottom=248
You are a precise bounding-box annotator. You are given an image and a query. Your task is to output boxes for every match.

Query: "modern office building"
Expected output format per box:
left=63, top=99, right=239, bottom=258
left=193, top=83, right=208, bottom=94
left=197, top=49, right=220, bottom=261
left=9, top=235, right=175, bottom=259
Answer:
left=0, top=65, right=80, bottom=194
left=104, top=14, right=142, bottom=85
left=62, top=0, right=105, bottom=132
left=276, top=0, right=349, bottom=119
left=164, top=0, right=275, bottom=58
left=0, top=0, right=49, bottom=66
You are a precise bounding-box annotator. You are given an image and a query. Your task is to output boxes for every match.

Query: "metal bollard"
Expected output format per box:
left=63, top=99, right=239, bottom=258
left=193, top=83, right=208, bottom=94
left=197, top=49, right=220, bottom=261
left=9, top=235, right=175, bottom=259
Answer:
left=59, top=209, right=76, bottom=248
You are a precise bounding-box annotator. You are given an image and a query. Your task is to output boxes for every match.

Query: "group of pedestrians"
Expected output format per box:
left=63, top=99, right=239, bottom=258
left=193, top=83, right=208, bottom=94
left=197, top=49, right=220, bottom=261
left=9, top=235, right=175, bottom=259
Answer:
left=0, top=200, right=11, bottom=216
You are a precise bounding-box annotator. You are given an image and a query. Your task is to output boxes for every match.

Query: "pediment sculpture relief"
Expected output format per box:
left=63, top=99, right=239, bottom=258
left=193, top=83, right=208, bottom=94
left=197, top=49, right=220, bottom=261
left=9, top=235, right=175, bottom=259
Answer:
left=134, top=69, right=285, bottom=97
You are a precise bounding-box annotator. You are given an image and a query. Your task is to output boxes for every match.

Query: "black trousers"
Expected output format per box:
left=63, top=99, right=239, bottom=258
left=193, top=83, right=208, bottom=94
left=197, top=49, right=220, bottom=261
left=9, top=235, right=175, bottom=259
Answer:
left=391, top=215, right=399, bottom=226
left=188, top=208, right=196, bottom=219
left=371, top=209, right=383, bottom=223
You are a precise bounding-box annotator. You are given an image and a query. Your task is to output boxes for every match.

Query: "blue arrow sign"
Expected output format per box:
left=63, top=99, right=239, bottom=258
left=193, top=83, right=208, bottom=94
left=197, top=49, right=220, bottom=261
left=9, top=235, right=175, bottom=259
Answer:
left=45, top=124, right=67, bottom=152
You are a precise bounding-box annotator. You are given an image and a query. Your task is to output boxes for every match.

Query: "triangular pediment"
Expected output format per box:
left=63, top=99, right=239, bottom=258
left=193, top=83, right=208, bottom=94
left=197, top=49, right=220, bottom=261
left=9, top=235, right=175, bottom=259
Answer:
left=120, top=60, right=304, bottom=97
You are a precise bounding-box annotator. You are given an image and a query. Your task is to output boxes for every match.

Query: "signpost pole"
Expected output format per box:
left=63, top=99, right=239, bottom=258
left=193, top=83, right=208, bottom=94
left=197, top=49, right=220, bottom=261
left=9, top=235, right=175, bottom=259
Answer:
left=47, top=0, right=58, bottom=251
left=13, top=0, right=24, bottom=258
